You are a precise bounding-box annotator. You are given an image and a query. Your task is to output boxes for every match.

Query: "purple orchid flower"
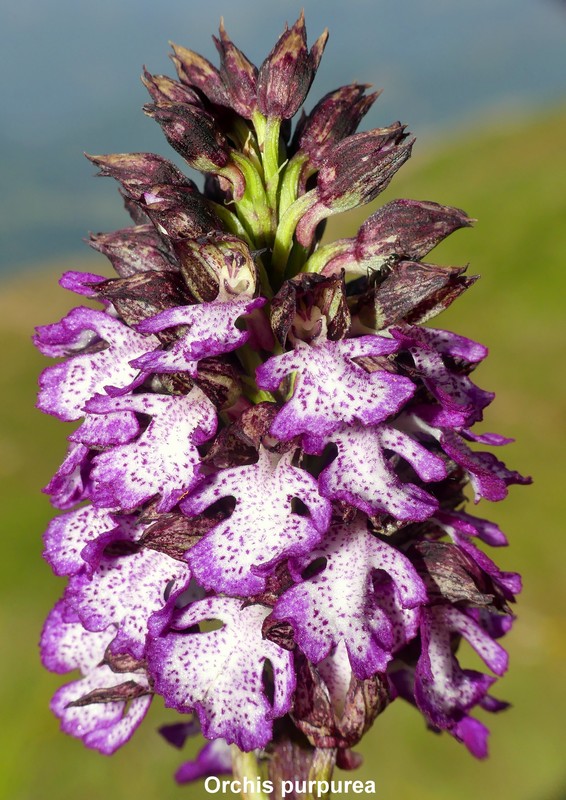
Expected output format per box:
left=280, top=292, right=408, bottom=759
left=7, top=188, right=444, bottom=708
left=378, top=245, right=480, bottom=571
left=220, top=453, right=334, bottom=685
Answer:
left=36, top=12, right=530, bottom=794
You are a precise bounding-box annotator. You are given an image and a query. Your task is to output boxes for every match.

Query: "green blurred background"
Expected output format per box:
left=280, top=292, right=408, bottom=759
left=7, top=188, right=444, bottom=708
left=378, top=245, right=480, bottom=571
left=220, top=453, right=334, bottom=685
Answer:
left=1, top=2, right=566, bottom=798
left=2, top=106, right=565, bottom=800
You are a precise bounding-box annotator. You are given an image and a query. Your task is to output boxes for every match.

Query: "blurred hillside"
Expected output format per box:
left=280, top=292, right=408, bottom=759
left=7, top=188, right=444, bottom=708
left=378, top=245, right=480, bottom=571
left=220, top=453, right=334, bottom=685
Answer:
left=1, top=106, right=565, bottom=800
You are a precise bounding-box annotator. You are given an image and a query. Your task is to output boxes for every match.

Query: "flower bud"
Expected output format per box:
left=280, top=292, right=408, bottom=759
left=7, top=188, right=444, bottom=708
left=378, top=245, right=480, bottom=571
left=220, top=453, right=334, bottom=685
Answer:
left=170, top=42, right=229, bottom=106
left=356, top=199, right=473, bottom=262
left=94, top=269, right=191, bottom=331
left=144, top=102, right=231, bottom=172
left=174, top=234, right=257, bottom=302
left=88, top=225, right=178, bottom=277
left=257, top=12, right=328, bottom=119
left=317, top=124, right=412, bottom=209
left=213, top=20, right=258, bottom=118
left=86, top=152, right=189, bottom=200
left=139, top=184, right=221, bottom=240
left=142, top=67, right=202, bottom=105
left=351, top=260, right=476, bottom=330
left=270, top=272, right=350, bottom=346
left=294, top=126, right=413, bottom=247
left=293, top=84, right=380, bottom=166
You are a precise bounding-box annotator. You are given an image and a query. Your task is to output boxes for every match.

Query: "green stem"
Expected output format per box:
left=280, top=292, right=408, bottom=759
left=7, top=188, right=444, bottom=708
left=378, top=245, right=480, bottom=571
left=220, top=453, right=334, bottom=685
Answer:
left=302, top=239, right=351, bottom=275
left=263, top=116, right=283, bottom=211
left=208, top=201, right=253, bottom=244
left=271, top=190, right=317, bottom=283
left=237, top=345, right=276, bottom=404
left=231, top=118, right=264, bottom=176
left=231, top=746, right=269, bottom=800
left=254, top=254, right=274, bottom=300
left=231, top=151, right=274, bottom=246
left=306, top=748, right=337, bottom=800
left=279, top=152, right=308, bottom=218
left=284, top=241, right=311, bottom=279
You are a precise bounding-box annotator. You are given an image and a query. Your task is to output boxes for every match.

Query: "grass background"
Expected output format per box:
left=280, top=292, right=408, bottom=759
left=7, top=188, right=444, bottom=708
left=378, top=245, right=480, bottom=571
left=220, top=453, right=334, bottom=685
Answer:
left=1, top=106, right=565, bottom=800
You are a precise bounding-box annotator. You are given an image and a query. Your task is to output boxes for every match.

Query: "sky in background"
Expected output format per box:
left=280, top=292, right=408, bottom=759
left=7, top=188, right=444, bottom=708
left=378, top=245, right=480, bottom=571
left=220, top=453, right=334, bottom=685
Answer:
left=1, top=0, right=565, bottom=271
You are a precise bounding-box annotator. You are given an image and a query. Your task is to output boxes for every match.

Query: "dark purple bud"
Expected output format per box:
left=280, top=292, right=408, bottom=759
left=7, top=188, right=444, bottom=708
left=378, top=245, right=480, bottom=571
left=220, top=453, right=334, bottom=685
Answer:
left=144, top=102, right=231, bottom=172
left=139, top=511, right=224, bottom=561
left=192, top=356, right=242, bottom=409
left=357, top=199, right=473, bottom=262
left=95, top=270, right=193, bottom=332
left=295, top=126, right=413, bottom=246
left=204, top=401, right=293, bottom=469
left=257, top=12, right=329, bottom=119
left=293, top=84, right=380, bottom=166
left=101, top=648, right=147, bottom=674
left=213, top=20, right=258, bottom=118
left=138, top=184, right=222, bottom=240
left=86, top=152, right=189, bottom=200
left=338, top=672, right=393, bottom=747
left=318, top=124, right=412, bottom=208
left=270, top=272, right=350, bottom=346
left=351, top=261, right=474, bottom=329
left=142, top=67, right=203, bottom=106
left=411, top=541, right=495, bottom=606
left=170, top=42, right=230, bottom=107
left=88, top=225, right=178, bottom=277
left=267, top=735, right=321, bottom=798
left=174, top=234, right=257, bottom=302
left=291, top=652, right=392, bottom=749
left=66, top=680, right=151, bottom=708
left=407, top=274, right=477, bottom=325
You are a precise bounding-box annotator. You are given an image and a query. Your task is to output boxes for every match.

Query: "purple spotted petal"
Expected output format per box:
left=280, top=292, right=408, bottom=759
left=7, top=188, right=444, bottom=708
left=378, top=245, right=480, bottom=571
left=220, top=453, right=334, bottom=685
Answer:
left=175, top=739, right=233, bottom=784
left=452, top=715, right=490, bottom=759
left=34, top=307, right=158, bottom=421
left=51, top=665, right=152, bottom=755
left=408, top=411, right=531, bottom=501
left=59, top=271, right=108, bottom=299
left=69, top=410, right=141, bottom=447
left=256, top=336, right=414, bottom=439
left=414, top=606, right=508, bottom=730
left=440, top=430, right=532, bottom=502
left=146, top=597, right=295, bottom=751
left=43, top=505, right=119, bottom=577
left=181, top=447, right=331, bottom=594
left=305, top=423, right=446, bottom=521
left=41, top=598, right=151, bottom=753
left=66, top=526, right=191, bottom=658
left=436, top=513, right=521, bottom=598
left=40, top=599, right=116, bottom=674
left=391, top=326, right=493, bottom=426
left=88, top=388, right=217, bottom=511
left=434, top=509, right=508, bottom=547
left=132, top=297, right=265, bottom=377
left=44, top=442, right=92, bottom=509
left=273, top=517, right=426, bottom=679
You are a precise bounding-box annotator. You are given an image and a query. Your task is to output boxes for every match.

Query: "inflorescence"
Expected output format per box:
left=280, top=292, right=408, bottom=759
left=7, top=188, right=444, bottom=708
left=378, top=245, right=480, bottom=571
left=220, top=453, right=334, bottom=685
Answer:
left=36, top=12, right=530, bottom=789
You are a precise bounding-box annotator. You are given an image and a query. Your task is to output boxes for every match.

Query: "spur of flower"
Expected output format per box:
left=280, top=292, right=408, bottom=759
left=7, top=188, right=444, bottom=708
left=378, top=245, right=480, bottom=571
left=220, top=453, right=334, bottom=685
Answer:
left=37, top=11, right=530, bottom=792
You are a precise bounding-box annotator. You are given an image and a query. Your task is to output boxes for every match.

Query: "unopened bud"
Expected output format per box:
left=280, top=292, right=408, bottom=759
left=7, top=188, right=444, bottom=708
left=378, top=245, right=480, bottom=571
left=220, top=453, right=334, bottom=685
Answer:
left=257, top=12, right=328, bottom=119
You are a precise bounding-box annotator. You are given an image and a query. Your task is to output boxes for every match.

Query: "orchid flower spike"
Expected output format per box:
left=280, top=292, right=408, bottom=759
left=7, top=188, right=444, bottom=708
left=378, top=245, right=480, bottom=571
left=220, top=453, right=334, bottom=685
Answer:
left=37, top=12, right=530, bottom=794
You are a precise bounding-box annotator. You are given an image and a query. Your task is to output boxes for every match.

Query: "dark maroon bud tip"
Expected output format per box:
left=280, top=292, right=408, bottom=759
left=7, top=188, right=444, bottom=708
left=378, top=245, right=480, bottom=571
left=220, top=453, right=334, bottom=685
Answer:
left=257, top=11, right=328, bottom=119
